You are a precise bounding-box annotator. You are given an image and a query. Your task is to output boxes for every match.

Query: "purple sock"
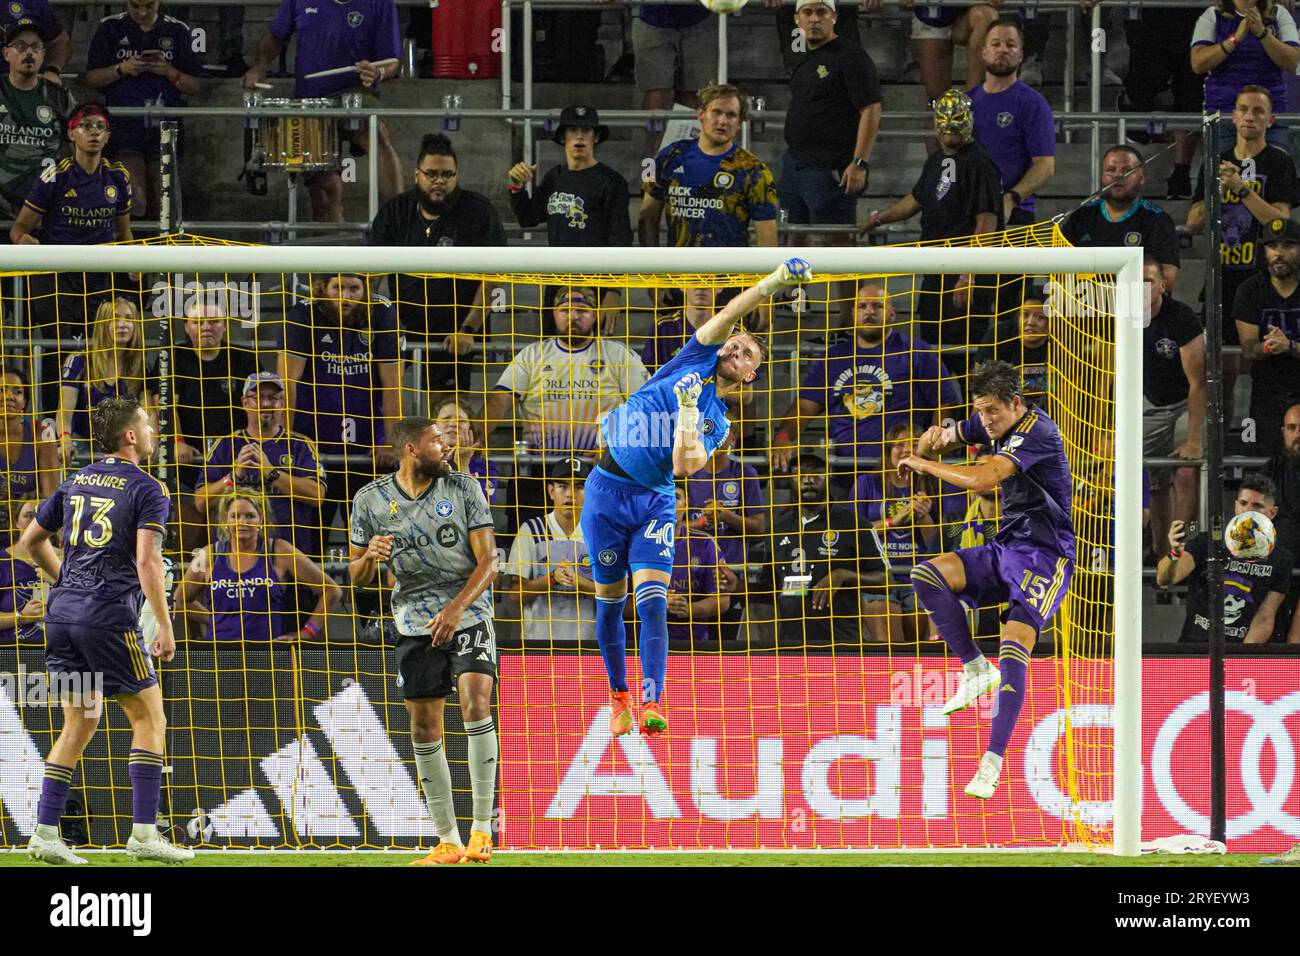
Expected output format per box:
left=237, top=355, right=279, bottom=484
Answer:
left=910, top=562, right=981, bottom=664
left=128, top=749, right=164, bottom=825
left=988, top=642, right=1032, bottom=757
left=37, top=763, right=74, bottom=828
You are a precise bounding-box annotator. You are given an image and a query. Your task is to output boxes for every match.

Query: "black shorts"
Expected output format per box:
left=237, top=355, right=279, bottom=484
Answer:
left=393, top=621, right=497, bottom=699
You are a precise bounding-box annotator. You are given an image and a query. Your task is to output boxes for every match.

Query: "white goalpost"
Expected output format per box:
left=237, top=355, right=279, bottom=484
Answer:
left=3, top=243, right=1144, bottom=855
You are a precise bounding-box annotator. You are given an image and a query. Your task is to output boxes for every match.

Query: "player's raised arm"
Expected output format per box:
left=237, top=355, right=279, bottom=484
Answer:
left=694, top=258, right=812, bottom=346
left=672, top=372, right=709, bottom=478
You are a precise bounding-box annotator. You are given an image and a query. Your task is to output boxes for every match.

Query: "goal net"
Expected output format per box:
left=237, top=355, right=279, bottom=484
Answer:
left=0, top=233, right=1142, bottom=853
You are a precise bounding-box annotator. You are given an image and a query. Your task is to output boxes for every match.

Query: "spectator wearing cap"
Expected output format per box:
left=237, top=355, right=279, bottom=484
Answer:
left=280, top=271, right=402, bottom=542
left=367, top=132, right=506, bottom=394
left=83, top=0, right=203, bottom=226
left=509, top=105, right=632, bottom=330
left=1, top=19, right=75, bottom=218
left=0, top=3, right=71, bottom=79
left=502, top=455, right=598, bottom=644
left=1063, top=145, right=1181, bottom=288
left=640, top=82, right=778, bottom=250
left=477, top=285, right=649, bottom=460
left=1234, top=215, right=1300, bottom=459
left=194, top=371, right=327, bottom=559
left=243, top=0, right=403, bottom=222
left=969, top=17, right=1056, bottom=226
left=633, top=3, right=717, bottom=161
left=862, top=87, right=1002, bottom=347
left=477, top=285, right=649, bottom=531
left=684, top=428, right=764, bottom=642
left=780, top=0, right=881, bottom=264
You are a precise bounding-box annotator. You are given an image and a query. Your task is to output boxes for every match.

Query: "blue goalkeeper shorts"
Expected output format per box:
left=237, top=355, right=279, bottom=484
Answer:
left=580, top=467, right=677, bottom=584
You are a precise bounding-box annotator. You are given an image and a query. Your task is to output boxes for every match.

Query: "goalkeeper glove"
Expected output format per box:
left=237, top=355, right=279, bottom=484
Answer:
left=674, top=372, right=702, bottom=439
left=756, top=257, right=813, bottom=297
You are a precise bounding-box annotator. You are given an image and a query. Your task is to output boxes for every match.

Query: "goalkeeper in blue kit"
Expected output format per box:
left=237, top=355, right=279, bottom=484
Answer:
left=581, top=258, right=812, bottom=735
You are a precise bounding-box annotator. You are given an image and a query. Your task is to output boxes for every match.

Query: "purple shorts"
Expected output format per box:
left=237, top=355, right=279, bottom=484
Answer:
left=956, top=541, right=1074, bottom=633
left=45, top=620, right=157, bottom=698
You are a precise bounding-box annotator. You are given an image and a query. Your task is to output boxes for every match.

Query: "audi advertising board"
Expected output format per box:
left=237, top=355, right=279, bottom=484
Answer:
left=0, top=647, right=1297, bottom=851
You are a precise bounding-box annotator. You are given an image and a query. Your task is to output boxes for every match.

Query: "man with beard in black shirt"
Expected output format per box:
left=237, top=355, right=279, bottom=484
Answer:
left=367, top=133, right=507, bottom=393
left=761, top=451, right=886, bottom=645
left=1234, top=217, right=1300, bottom=459
left=1264, top=402, right=1300, bottom=557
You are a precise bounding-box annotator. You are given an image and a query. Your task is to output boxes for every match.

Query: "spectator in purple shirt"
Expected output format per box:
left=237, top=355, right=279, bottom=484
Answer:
left=769, top=281, right=963, bottom=474
left=969, top=17, right=1056, bottom=226
left=242, top=0, right=403, bottom=222
left=83, top=1, right=204, bottom=226
left=0, top=499, right=45, bottom=644
left=684, top=429, right=764, bottom=641
left=0, top=1, right=72, bottom=77
left=667, top=484, right=728, bottom=644
left=1191, top=0, right=1300, bottom=154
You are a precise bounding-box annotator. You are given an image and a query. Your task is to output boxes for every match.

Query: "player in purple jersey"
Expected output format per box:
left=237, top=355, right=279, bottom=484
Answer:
left=20, top=396, right=194, bottom=863
left=174, top=489, right=340, bottom=643
left=901, top=361, right=1075, bottom=800
left=242, top=0, right=402, bottom=222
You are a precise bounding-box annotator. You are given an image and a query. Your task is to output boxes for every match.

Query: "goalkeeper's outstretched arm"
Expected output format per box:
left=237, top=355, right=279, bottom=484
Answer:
left=672, top=372, right=708, bottom=478
left=695, top=258, right=812, bottom=346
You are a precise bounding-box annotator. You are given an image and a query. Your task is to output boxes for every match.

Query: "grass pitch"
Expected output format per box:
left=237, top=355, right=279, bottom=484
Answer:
left=0, top=850, right=1280, bottom=867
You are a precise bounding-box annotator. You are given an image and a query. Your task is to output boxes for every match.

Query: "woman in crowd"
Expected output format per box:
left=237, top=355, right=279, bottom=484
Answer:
left=57, top=297, right=158, bottom=465
left=0, top=501, right=48, bottom=645
left=174, top=490, right=340, bottom=642
left=433, top=393, right=504, bottom=508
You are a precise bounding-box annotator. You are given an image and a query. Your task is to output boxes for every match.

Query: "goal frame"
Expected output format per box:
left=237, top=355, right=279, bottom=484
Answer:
left=4, top=243, right=1145, bottom=856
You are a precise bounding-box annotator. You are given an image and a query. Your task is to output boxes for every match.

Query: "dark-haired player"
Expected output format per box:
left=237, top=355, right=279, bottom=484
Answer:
left=21, top=396, right=193, bottom=864
left=903, top=360, right=1074, bottom=799
left=582, top=258, right=810, bottom=737
left=349, top=418, right=498, bottom=865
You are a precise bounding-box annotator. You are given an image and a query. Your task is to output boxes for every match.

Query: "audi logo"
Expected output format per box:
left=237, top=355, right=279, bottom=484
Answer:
left=1152, top=691, right=1300, bottom=839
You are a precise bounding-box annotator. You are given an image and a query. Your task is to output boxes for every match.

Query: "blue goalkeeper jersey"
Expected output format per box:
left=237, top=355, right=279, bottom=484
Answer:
left=600, top=335, right=731, bottom=497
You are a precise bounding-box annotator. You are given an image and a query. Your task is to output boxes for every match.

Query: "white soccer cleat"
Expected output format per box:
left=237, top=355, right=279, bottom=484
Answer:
left=965, top=753, right=1003, bottom=800
left=941, top=663, right=1000, bottom=716
left=27, top=832, right=88, bottom=865
left=127, top=833, right=195, bottom=864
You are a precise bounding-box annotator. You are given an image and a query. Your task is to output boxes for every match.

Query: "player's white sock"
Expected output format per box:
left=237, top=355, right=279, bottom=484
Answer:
left=131, top=823, right=158, bottom=842
left=465, top=717, right=498, bottom=835
left=412, top=739, right=461, bottom=846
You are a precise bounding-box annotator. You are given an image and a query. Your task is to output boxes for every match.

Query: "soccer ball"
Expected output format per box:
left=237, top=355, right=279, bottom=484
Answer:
left=1226, top=511, right=1276, bottom=560
left=698, top=0, right=750, bottom=13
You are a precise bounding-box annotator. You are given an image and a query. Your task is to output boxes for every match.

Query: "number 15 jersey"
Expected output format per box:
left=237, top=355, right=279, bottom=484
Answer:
left=36, top=457, right=172, bottom=629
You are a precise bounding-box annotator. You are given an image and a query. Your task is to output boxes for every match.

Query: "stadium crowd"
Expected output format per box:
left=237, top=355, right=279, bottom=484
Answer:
left=2, top=0, right=1300, bottom=650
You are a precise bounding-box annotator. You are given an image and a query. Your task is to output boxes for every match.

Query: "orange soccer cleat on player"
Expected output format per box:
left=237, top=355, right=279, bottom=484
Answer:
left=461, top=830, right=493, bottom=863
left=640, top=699, right=668, bottom=735
left=409, top=842, right=465, bottom=865
left=609, top=690, right=635, bottom=736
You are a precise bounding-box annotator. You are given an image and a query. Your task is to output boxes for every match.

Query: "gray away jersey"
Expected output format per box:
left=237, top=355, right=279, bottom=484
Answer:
left=350, top=471, right=495, bottom=637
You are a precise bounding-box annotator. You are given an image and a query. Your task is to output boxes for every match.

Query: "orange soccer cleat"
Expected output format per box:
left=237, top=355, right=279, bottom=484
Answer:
left=609, top=690, right=635, bottom=736
left=640, top=699, right=668, bottom=735
left=461, top=830, right=493, bottom=863
left=409, top=842, right=465, bottom=865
